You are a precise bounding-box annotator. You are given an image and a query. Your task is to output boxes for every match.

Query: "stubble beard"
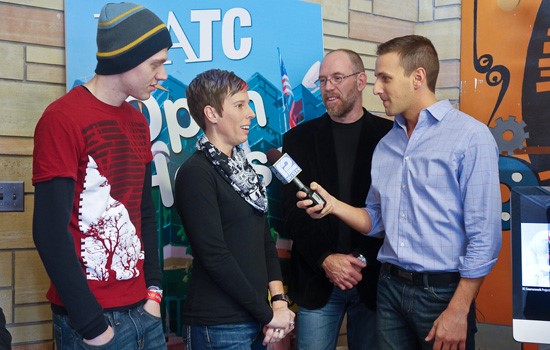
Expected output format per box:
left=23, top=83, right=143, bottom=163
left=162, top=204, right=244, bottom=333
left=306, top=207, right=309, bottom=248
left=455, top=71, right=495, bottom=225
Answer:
left=326, top=91, right=360, bottom=120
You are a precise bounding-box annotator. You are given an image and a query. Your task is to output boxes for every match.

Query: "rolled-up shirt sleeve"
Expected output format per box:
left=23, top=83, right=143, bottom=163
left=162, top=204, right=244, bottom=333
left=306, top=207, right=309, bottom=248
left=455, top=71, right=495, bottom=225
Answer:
left=364, top=187, right=384, bottom=238
left=458, top=126, right=502, bottom=278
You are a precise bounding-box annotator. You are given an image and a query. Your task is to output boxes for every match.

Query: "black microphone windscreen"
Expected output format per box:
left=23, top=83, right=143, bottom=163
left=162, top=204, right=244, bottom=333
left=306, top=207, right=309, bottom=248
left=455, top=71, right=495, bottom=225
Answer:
left=266, top=148, right=283, bottom=165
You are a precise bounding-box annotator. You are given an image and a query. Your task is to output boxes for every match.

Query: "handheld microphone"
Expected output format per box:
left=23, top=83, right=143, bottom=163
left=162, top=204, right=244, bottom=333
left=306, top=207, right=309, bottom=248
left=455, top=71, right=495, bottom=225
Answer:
left=266, top=148, right=326, bottom=207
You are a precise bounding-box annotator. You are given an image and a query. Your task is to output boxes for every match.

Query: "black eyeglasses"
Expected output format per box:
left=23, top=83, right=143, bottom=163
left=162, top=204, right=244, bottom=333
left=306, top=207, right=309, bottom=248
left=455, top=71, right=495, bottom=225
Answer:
left=317, top=72, right=362, bottom=86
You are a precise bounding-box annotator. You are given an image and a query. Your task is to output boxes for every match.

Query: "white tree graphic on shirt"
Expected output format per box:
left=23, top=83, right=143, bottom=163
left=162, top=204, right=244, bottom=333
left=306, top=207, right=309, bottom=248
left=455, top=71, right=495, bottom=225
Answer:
left=79, top=156, right=144, bottom=281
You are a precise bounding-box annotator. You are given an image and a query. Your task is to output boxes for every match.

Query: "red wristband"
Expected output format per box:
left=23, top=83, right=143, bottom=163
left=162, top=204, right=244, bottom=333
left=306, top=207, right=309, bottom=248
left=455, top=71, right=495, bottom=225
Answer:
left=146, top=290, right=162, bottom=304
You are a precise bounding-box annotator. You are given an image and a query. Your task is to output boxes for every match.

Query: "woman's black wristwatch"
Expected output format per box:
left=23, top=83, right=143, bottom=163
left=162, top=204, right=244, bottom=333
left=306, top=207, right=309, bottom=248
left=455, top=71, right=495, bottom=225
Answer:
left=271, top=293, right=291, bottom=304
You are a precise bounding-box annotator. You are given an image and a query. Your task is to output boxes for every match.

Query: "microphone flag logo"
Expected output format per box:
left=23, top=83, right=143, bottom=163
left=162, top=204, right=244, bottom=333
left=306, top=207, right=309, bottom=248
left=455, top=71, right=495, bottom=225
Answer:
left=271, top=153, right=302, bottom=184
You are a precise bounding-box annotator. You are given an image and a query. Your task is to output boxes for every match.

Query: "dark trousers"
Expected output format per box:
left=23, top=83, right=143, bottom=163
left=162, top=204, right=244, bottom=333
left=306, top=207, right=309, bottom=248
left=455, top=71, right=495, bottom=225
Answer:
left=0, top=307, right=12, bottom=350
left=377, top=267, right=477, bottom=350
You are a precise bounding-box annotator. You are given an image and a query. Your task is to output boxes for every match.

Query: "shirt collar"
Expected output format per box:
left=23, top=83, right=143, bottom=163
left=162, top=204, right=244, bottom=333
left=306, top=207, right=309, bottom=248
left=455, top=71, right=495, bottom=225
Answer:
left=425, top=99, right=453, bottom=122
left=394, top=99, right=453, bottom=129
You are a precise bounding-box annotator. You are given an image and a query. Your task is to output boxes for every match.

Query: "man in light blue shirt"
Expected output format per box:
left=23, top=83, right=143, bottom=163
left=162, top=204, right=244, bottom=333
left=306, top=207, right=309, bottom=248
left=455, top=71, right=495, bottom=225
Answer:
left=297, top=35, right=502, bottom=350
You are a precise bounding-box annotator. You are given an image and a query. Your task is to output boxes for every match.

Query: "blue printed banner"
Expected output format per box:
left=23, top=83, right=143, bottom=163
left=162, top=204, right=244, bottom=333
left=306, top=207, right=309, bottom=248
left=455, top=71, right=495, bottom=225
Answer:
left=65, top=0, right=325, bottom=333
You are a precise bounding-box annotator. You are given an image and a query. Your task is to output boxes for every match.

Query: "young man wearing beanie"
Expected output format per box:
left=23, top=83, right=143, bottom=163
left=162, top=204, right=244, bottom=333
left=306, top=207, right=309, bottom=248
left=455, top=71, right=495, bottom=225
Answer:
left=32, top=3, right=172, bottom=349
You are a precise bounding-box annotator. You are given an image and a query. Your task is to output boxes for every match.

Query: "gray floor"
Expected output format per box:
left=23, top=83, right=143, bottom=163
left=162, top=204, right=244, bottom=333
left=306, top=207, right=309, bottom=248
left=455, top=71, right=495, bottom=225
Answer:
left=335, top=321, right=550, bottom=349
left=476, top=323, right=521, bottom=350
left=336, top=322, right=530, bottom=349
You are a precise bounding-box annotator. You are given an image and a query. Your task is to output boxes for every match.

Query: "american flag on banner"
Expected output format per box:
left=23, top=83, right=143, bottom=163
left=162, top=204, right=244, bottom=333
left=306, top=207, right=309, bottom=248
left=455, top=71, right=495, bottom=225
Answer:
left=278, top=48, right=304, bottom=130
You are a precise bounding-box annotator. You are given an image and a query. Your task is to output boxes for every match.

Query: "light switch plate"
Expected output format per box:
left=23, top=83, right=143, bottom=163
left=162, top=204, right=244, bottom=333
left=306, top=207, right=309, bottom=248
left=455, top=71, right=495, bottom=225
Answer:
left=0, top=181, right=24, bottom=212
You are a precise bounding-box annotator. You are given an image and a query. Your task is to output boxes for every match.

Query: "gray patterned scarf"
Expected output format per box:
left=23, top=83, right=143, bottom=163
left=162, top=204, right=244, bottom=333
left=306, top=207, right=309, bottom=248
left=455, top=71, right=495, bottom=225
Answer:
left=197, top=135, right=267, bottom=213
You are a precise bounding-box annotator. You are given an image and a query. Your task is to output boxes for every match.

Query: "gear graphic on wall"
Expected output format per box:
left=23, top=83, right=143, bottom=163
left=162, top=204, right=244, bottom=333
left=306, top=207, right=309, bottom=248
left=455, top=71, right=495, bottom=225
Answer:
left=489, top=115, right=529, bottom=155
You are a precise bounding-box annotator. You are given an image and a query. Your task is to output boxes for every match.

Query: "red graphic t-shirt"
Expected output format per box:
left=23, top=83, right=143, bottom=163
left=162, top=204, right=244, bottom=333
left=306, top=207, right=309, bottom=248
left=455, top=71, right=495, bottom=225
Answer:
left=33, top=86, right=153, bottom=309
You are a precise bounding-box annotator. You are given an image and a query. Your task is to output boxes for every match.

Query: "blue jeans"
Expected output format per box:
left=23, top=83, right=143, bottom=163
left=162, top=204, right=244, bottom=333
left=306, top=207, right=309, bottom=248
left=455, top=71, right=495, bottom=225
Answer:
left=183, top=322, right=266, bottom=350
left=376, top=269, right=477, bottom=350
left=297, top=286, right=377, bottom=350
left=53, top=304, right=166, bottom=349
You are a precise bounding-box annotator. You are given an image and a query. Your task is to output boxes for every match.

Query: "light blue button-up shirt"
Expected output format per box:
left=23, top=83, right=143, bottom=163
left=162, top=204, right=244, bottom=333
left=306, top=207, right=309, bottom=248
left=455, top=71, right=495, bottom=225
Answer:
left=365, top=100, right=502, bottom=278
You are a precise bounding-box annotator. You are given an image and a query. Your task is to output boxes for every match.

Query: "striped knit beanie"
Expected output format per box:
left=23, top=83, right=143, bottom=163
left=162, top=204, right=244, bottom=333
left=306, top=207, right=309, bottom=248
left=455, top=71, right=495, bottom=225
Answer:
left=95, top=2, right=172, bottom=75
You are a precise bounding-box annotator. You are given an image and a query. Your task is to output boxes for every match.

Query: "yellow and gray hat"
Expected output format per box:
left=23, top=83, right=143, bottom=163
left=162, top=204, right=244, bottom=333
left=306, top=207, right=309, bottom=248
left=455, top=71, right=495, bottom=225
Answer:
left=95, top=2, right=172, bottom=75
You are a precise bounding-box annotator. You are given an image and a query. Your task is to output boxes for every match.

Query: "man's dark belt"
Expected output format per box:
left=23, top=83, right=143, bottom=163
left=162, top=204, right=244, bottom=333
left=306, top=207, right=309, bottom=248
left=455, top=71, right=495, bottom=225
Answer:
left=382, top=263, right=460, bottom=287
